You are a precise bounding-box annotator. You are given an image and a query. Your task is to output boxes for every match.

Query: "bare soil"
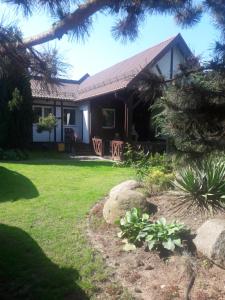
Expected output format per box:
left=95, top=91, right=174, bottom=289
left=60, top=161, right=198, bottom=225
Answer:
left=87, top=192, right=225, bottom=300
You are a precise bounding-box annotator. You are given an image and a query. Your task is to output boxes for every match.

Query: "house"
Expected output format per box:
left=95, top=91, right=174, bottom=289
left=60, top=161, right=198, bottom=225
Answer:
left=31, top=33, right=192, bottom=157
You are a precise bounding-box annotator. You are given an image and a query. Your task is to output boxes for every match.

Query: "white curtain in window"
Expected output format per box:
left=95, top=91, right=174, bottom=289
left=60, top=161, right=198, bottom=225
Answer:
left=66, top=113, right=70, bottom=125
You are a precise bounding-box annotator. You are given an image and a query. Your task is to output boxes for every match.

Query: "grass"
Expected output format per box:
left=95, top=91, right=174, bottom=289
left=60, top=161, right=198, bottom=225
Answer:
left=0, top=155, right=134, bottom=299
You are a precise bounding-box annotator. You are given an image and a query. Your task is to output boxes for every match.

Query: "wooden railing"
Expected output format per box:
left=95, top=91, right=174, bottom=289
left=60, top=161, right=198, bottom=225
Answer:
left=111, top=140, right=124, bottom=161
left=92, top=138, right=165, bottom=159
left=133, top=140, right=166, bottom=153
left=92, top=137, right=104, bottom=156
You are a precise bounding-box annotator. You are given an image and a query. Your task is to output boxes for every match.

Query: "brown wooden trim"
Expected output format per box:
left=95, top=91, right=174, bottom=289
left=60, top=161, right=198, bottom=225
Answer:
left=124, top=102, right=128, bottom=138
left=124, top=98, right=133, bottom=142
left=156, top=64, right=163, bottom=76
left=127, top=34, right=192, bottom=89
left=112, top=140, right=124, bottom=161
left=53, top=100, right=56, bottom=142
left=127, top=100, right=132, bottom=142
left=92, top=137, right=104, bottom=156
left=61, top=102, right=63, bottom=142
left=33, top=102, right=78, bottom=109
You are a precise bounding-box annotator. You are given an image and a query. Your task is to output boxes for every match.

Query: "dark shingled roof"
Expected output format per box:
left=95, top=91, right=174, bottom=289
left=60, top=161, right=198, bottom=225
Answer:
left=31, top=34, right=191, bottom=102
left=31, top=79, right=80, bottom=100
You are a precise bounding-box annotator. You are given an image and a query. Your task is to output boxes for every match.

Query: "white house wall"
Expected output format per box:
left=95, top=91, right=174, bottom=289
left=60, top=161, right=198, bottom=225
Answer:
left=173, top=46, right=186, bottom=74
left=32, top=100, right=90, bottom=143
left=151, top=45, right=186, bottom=79
left=33, top=124, right=54, bottom=142
left=155, top=50, right=171, bottom=79
left=80, top=103, right=90, bottom=144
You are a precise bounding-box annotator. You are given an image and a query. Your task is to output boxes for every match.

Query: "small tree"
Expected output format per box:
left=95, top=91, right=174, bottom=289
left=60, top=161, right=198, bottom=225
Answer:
left=37, top=113, right=57, bottom=142
left=152, top=59, right=225, bottom=157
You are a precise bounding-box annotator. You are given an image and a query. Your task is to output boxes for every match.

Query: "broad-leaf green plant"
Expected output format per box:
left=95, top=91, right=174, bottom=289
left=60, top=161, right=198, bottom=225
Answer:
left=118, top=209, right=188, bottom=252
left=118, top=208, right=150, bottom=244
left=138, top=218, right=186, bottom=251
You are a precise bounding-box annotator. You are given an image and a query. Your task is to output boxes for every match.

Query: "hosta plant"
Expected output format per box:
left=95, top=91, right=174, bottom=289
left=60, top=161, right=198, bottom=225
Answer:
left=173, top=158, right=225, bottom=212
left=118, top=208, right=150, bottom=244
left=138, top=218, right=187, bottom=251
left=118, top=209, right=188, bottom=252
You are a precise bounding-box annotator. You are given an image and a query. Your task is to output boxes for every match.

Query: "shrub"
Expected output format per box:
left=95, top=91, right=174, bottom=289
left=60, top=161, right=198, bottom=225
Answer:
left=118, top=208, right=150, bottom=244
left=133, top=155, right=151, bottom=180
left=122, top=143, right=140, bottom=166
left=0, top=148, right=28, bottom=161
left=121, top=144, right=173, bottom=181
left=173, top=158, right=225, bottom=212
left=144, top=167, right=174, bottom=193
left=122, top=144, right=149, bottom=179
left=147, top=152, right=172, bottom=171
left=118, top=208, right=188, bottom=252
left=0, top=50, right=33, bottom=149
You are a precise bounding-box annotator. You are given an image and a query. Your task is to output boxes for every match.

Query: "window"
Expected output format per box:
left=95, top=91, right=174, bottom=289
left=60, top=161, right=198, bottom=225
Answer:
left=33, top=107, right=42, bottom=123
left=64, top=109, right=76, bottom=126
left=102, top=108, right=115, bottom=129
left=33, top=106, right=53, bottom=123
left=44, top=107, right=53, bottom=117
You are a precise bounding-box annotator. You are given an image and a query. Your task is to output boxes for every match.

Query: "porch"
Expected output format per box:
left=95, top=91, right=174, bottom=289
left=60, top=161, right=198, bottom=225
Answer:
left=92, top=138, right=166, bottom=160
left=90, top=91, right=166, bottom=160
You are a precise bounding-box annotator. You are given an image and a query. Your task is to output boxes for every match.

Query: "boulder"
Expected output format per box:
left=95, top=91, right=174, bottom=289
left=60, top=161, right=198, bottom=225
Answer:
left=109, top=180, right=140, bottom=198
left=193, top=219, right=225, bottom=267
left=103, top=182, right=148, bottom=224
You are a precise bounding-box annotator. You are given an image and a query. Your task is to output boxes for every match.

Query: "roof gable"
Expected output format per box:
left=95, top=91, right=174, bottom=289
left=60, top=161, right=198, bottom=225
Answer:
left=77, top=33, right=192, bottom=100
left=31, top=34, right=192, bottom=101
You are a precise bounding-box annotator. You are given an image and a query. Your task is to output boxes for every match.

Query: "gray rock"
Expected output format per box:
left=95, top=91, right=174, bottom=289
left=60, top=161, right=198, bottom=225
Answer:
left=103, top=183, right=148, bottom=224
left=109, top=180, right=140, bottom=198
left=193, top=218, right=225, bottom=267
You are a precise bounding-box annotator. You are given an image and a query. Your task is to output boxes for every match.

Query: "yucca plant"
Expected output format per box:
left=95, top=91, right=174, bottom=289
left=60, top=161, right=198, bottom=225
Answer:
left=173, top=158, right=225, bottom=212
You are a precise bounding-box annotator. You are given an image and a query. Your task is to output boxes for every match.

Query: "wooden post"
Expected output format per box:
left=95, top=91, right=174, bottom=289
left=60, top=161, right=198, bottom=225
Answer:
left=124, top=98, right=133, bottom=142
left=61, top=102, right=63, bottom=142
left=124, top=101, right=127, bottom=138
left=53, top=100, right=56, bottom=143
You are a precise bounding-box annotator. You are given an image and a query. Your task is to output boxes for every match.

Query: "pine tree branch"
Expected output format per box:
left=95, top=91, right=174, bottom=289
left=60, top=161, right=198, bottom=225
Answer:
left=22, top=0, right=197, bottom=47
left=23, top=0, right=110, bottom=47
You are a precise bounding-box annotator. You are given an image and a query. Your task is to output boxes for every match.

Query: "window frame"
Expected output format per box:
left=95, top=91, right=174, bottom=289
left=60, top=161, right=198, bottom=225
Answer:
left=102, top=108, right=116, bottom=129
left=43, top=107, right=53, bottom=118
left=33, top=106, right=43, bottom=124
left=32, top=105, right=53, bottom=124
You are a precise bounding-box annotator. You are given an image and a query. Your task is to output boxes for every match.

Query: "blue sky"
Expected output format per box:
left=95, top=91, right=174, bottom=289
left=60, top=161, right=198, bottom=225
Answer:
left=0, top=2, right=220, bottom=79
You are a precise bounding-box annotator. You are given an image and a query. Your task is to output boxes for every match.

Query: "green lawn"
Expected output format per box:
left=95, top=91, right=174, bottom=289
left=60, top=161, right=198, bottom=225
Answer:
left=0, top=158, right=133, bottom=299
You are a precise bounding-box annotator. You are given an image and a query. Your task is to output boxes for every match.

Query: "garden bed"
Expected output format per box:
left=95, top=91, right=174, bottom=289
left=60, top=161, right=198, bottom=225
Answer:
left=87, top=193, right=225, bottom=300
